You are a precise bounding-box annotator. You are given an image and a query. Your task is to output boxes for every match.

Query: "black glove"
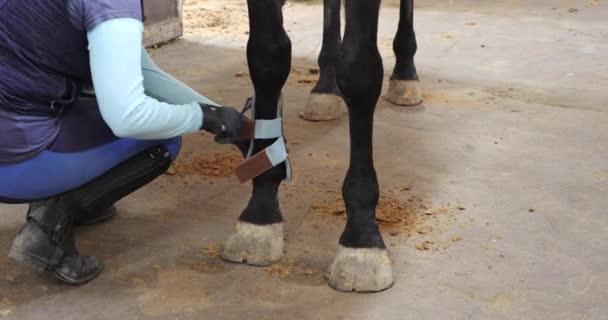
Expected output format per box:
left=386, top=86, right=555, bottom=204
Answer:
left=199, top=104, right=249, bottom=144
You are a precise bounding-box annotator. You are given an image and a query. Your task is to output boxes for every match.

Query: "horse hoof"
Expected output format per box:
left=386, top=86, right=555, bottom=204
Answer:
left=220, top=222, right=284, bottom=266
left=299, top=93, right=346, bottom=121
left=385, top=79, right=423, bottom=106
left=328, top=245, right=394, bottom=292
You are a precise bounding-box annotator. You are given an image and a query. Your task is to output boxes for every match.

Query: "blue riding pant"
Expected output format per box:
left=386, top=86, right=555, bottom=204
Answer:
left=0, top=97, right=180, bottom=203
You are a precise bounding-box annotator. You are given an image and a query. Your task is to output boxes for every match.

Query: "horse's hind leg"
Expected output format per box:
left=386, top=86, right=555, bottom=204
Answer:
left=300, top=0, right=346, bottom=121
left=385, top=0, right=423, bottom=106
left=328, top=0, right=394, bottom=292
left=220, top=0, right=291, bottom=266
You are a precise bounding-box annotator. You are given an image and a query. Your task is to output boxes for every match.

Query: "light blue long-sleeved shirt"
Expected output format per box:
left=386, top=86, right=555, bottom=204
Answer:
left=87, top=18, right=218, bottom=139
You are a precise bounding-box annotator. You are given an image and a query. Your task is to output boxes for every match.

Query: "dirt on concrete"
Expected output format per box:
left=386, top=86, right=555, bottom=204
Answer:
left=178, top=244, right=225, bottom=274
left=262, top=259, right=325, bottom=284
left=311, top=190, right=425, bottom=235
left=1, top=0, right=607, bottom=319
left=311, top=189, right=463, bottom=251
left=183, top=0, right=249, bottom=39
left=166, top=147, right=242, bottom=179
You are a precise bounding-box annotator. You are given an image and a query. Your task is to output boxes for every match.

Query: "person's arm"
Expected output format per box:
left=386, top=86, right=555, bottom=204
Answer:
left=88, top=17, right=247, bottom=141
left=87, top=18, right=203, bottom=139
left=141, top=49, right=219, bottom=107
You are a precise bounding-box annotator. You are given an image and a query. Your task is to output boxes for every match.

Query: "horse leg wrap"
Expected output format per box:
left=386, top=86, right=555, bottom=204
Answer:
left=234, top=95, right=292, bottom=183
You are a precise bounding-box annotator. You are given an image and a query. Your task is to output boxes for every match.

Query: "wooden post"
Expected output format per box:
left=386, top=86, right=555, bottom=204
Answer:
left=143, top=0, right=184, bottom=47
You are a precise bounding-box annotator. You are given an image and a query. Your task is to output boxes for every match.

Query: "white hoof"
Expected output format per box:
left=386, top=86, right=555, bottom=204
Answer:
left=299, top=93, right=346, bottom=121
left=385, top=79, right=423, bottom=106
left=328, top=245, right=394, bottom=292
left=220, top=222, right=284, bottom=266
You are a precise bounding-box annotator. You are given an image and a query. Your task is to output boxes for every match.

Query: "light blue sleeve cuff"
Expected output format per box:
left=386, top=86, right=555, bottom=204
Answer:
left=87, top=18, right=203, bottom=140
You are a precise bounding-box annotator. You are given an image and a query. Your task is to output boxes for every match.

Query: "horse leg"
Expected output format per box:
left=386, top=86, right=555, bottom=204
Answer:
left=220, top=0, right=291, bottom=266
left=300, top=0, right=346, bottom=121
left=328, top=0, right=394, bottom=292
left=385, top=0, right=423, bottom=106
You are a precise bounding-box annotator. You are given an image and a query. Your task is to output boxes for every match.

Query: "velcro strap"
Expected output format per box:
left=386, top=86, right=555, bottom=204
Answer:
left=265, top=137, right=288, bottom=165
left=234, top=138, right=288, bottom=183
left=254, top=118, right=283, bottom=139
left=240, top=118, right=282, bottom=140
left=235, top=94, right=291, bottom=183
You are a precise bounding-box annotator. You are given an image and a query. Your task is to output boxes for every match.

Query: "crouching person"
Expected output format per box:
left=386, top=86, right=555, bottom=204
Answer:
left=0, top=0, right=246, bottom=284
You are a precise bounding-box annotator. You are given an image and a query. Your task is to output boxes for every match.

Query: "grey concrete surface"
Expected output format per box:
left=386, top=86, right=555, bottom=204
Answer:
left=1, top=0, right=606, bottom=319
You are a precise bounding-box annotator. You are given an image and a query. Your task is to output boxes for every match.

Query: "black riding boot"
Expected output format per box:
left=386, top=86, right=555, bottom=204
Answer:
left=9, top=145, right=173, bottom=285
left=73, top=204, right=117, bottom=225
left=8, top=197, right=103, bottom=285
left=54, top=231, right=103, bottom=284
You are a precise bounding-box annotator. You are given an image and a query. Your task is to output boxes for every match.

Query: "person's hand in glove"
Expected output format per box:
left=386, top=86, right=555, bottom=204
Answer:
left=199, top=104, right=253, bottom=145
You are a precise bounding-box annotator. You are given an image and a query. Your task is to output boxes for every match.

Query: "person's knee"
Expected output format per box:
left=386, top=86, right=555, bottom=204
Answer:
left=163, top=136, right=182, bottom=161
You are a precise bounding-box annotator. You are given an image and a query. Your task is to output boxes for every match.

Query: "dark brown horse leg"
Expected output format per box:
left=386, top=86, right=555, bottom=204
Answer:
left=385, top=0, right=423, bottom=106
left=328, top=0, right=394, bottom=292
left=220, top=0, right=291, bottom=266
left=300, top=0, right=346, bottom=121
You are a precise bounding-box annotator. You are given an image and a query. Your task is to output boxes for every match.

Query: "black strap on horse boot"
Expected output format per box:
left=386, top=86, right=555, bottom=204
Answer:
left=9, top=145, right=173, bottom=285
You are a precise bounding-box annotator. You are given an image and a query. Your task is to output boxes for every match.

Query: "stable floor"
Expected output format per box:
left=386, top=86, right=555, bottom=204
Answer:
left=1, top=0, right=607, bottom=319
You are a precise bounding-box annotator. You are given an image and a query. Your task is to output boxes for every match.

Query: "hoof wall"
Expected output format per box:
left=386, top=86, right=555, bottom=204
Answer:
left=300, top=93, right=346, bottom=121
left=220, top=222, right=284, bottom=266
left=385, top=79, right=423, bottom=106
left=328, top=245, right=394, bottom=292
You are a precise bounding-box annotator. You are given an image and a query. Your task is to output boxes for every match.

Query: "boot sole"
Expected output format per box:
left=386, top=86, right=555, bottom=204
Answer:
left=11, top=238, right=104, bottom=285
left=54, top=262, right=104, bottom=285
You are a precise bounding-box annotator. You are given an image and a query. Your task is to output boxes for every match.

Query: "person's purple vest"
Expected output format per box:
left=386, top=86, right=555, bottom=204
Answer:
left=0, top=0, right=141, bottom=165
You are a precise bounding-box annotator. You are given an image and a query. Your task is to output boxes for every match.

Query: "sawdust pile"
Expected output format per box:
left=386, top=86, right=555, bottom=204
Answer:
left=311, top=188, right=461, bottom=251
left=312, top=190, right=428, bottom=235
left=183, top=0, right=249, bottom=38
left=264, top=262, right=318, bottom=278
left=263, top=259, right=326, bottom=284
left=312, top=188, right=454, bottom=236
left=264, top=262, right=296, bottom=278
left=178, top=244, right=225, bottom=274
left=167, top=150, right=242, bottom=178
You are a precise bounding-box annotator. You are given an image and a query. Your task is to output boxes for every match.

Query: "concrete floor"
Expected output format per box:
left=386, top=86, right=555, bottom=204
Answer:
left=1, top=1, right=607, bottom=319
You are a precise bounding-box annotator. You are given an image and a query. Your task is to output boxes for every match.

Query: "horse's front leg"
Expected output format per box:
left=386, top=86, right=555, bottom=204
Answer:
left=220, top=0, right=291, bottom=266
left=385, top=0, right=423, bottom=106
left=328, top=0, right=394, bottom=292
